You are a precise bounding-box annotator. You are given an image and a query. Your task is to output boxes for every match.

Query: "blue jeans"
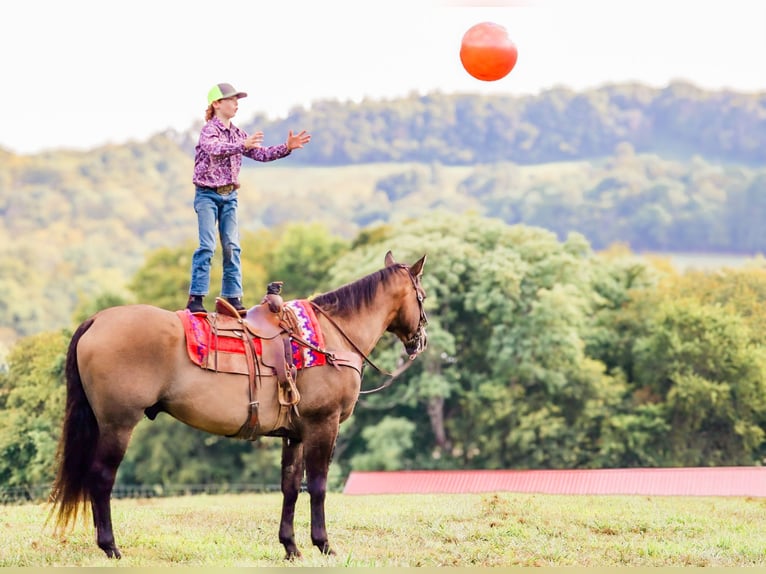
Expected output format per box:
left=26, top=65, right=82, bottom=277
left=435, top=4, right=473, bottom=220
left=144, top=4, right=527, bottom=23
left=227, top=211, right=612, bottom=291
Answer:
left=189, top=187, right=242, bottom=298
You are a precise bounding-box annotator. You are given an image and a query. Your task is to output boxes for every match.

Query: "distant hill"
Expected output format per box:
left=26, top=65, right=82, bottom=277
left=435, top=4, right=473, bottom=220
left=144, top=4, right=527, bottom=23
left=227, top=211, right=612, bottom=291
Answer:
left=234, top=80, right=766, bottom=166
left=0, top=81, right=765, bottom=344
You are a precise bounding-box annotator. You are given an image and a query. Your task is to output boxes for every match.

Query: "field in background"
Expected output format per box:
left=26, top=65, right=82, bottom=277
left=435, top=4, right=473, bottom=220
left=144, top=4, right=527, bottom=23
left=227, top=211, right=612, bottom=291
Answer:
left=645, top=252, right=763, bottom=272
left=3, top=492, right=765, bottom=567
left=250, top=165, right=765, bottom=273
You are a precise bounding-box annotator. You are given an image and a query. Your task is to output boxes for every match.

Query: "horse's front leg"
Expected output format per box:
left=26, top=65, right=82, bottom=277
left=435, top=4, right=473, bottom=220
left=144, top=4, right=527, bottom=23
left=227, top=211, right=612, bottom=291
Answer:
left=303, top=420, right=339, bottom=556
left=279, top=436, right=305, bottom=560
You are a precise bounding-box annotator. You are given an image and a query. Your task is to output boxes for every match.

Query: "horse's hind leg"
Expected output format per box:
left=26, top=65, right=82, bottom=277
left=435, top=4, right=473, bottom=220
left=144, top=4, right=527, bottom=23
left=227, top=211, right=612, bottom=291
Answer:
left=88, top=425, right=135, bottom=559
left=279, top=436, right=305, bottom=559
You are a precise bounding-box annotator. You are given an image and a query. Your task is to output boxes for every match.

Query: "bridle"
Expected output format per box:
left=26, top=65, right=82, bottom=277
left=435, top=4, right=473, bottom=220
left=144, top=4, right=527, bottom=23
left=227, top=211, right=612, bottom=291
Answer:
left=309, top=266, right=428, bottom=394
left=402, top=271, right=429, bottom=356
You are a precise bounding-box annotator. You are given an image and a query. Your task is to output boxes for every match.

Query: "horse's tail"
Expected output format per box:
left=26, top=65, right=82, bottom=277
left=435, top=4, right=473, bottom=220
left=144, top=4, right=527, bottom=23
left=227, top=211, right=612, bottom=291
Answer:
left=48, top=317, right=98, bottom=532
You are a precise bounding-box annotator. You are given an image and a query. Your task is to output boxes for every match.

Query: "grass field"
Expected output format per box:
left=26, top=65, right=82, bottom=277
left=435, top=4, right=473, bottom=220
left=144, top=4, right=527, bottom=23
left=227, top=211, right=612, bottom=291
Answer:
left=2, top=491, right=765, bottom=567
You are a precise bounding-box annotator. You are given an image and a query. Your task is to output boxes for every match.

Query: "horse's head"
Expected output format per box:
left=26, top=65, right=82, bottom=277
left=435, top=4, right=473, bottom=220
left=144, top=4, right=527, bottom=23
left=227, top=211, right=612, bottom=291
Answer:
left=384, top=251, right=428, bottom=359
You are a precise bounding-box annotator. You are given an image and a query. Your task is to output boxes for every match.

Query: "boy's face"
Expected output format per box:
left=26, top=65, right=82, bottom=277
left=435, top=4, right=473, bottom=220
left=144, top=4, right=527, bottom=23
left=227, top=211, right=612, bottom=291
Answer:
left=213, top=96, right=238, bottom=120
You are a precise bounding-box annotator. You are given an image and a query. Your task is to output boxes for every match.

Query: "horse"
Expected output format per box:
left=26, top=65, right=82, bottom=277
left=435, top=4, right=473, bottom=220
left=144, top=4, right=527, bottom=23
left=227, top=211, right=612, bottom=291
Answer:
left=49, top=251, right=428, bottom=560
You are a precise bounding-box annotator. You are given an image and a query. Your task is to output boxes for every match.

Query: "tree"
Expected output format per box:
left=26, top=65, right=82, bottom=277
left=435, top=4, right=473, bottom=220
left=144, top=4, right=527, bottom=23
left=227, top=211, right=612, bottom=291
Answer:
left=329, top=213, right=636, bottom=472
left=632, top=298, right=766, bottom=466
left=0, top=329, right=69, bottom=486
left=349, top=417, right=416, bottom=471
left=264, top=222, right=350, bottom=299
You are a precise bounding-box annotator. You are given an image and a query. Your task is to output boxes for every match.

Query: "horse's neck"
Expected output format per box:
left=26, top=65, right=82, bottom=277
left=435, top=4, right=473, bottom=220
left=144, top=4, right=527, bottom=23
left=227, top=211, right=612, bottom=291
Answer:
left=325, top=294, right=396, bottom=355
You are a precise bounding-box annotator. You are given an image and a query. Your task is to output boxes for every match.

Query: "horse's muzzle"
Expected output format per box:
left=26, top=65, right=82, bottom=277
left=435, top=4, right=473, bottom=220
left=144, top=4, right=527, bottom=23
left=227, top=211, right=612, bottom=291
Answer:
left=405, top=327, right=428, bottom=360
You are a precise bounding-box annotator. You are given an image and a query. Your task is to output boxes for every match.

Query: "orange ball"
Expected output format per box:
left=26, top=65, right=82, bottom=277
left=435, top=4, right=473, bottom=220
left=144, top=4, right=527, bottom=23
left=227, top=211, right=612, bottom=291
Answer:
left=460, top=22, right=518, bottom=82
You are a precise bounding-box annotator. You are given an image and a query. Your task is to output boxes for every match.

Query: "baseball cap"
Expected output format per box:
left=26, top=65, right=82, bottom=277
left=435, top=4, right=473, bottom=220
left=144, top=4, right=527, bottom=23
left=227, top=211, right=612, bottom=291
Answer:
left=207, top=83, right=248, bottom=105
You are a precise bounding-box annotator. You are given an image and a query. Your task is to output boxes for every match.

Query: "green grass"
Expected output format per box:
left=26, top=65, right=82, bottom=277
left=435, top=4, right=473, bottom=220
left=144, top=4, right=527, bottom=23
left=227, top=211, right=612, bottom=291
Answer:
left=3, top=492, right=766, bottom=566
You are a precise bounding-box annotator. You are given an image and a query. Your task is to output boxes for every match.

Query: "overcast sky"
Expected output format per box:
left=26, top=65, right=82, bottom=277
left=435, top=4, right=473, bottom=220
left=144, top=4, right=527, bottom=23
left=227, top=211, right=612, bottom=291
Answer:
left=3, top=0, right=764, bottom=154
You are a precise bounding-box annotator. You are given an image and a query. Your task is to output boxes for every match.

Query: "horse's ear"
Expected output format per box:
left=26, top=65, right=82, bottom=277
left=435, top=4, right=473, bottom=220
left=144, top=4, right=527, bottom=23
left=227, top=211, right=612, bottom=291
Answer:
left=384, top=251, right=396, bottom=267
left=409, top=254, right=427, bottom=278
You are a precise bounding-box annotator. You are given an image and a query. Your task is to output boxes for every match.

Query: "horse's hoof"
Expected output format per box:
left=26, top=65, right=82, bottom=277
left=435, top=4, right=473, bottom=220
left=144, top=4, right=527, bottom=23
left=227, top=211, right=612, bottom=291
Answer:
left=316, top=541, right=335, bottom=555
left=284, top=549, right=302, bottom=561
left=101, top=546, right=122, bottom=559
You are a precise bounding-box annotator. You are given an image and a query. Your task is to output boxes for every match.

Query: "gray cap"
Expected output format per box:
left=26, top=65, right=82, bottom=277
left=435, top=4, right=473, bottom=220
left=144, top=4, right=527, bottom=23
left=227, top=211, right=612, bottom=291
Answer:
left=207, top=83, right=248, bottom=104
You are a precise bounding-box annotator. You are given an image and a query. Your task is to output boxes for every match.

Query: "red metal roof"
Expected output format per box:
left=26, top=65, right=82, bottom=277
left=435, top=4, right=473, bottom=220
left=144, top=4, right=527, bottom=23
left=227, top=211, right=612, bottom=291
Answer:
left=343, top=467, right=766, bottom=497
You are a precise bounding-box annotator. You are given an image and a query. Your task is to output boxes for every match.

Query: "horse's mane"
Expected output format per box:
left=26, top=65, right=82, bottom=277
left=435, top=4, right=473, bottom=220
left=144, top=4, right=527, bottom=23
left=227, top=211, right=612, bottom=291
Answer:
left=311, top=264, right=404, bottom=317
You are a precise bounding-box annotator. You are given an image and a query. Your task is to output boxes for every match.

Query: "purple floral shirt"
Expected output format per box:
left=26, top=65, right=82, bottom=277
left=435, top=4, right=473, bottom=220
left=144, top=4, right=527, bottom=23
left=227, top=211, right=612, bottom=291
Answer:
left=192, top=116, right=291, bottom=188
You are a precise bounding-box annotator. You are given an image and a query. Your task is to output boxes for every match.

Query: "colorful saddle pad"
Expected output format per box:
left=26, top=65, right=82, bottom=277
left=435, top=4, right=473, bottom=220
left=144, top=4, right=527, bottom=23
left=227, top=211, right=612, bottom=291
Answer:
left=285, top=299, right=327, bottom=369
left=177, top=299, right=326, bottom=371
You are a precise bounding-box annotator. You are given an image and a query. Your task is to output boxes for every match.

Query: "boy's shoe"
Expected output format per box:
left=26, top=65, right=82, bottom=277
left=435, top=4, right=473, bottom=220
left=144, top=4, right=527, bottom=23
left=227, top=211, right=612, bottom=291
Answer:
left=186, top=295, right=207, bottom=314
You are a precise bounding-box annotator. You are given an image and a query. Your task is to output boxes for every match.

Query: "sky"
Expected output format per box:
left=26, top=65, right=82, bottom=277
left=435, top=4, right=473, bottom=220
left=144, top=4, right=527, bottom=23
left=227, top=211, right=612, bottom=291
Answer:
left=3, top=0, right=764, bottom=154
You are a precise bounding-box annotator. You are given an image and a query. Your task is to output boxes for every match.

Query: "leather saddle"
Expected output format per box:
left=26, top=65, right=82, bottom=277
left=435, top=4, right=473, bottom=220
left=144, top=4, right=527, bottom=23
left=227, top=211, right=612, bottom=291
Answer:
left=210, top=283, right=303, bottom=440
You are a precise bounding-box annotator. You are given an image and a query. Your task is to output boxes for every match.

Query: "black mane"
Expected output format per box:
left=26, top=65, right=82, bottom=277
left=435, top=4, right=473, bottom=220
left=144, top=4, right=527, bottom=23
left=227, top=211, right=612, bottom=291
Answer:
left=311, top=264, right=404, bottom=317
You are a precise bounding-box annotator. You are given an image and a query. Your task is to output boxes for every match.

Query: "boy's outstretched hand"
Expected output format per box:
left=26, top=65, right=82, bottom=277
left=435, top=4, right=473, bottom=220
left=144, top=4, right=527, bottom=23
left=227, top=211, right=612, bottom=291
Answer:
left=286, top=130, right=311, bottom=150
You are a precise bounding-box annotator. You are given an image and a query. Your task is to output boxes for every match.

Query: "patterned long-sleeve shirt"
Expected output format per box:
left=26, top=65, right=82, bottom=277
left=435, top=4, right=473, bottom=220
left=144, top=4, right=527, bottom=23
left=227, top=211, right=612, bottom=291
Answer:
left=192, top=116, right=291, bottom=188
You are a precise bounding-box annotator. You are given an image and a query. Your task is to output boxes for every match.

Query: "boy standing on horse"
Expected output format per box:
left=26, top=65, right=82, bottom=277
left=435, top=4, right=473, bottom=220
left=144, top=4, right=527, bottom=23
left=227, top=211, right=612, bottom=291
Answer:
left=187, top=82, right=311, bottom=315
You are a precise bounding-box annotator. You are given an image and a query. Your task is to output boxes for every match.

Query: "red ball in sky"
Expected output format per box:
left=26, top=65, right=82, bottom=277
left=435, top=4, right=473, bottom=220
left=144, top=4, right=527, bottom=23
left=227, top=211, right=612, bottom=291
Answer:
left=460, top=22, right=518, bottom=82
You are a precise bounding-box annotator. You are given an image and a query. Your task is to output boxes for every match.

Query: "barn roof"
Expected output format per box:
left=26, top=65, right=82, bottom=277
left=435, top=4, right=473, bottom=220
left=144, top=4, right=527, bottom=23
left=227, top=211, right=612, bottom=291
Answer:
left=343, top=467, right=766, bottom=497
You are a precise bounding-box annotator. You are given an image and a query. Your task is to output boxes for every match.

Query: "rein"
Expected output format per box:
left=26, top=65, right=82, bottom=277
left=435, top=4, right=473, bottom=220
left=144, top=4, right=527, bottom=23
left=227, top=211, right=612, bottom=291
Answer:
left=309, top=302, right=414, bottom=394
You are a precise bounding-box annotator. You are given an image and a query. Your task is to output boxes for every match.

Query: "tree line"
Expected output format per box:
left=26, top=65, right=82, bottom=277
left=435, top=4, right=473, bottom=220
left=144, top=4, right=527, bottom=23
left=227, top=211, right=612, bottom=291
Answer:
left=238, top=81, right=766, bottom=166
left=2, top=214, right=766, bottom=493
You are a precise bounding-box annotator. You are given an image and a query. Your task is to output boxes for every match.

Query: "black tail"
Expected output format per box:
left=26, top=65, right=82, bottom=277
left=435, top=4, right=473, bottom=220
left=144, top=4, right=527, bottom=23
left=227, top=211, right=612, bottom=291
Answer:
left=49, top=317, right=98, bottom=531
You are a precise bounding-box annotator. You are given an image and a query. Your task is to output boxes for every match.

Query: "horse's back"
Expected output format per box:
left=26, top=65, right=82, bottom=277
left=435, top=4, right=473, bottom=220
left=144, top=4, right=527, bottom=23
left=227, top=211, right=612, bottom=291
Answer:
left=81, top=304, right=183, bottom=365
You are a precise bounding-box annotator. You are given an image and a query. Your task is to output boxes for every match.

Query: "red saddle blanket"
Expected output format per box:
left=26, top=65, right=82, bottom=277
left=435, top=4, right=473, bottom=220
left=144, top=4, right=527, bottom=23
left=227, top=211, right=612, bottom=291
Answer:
left=177, top=299, right=327, bottom=371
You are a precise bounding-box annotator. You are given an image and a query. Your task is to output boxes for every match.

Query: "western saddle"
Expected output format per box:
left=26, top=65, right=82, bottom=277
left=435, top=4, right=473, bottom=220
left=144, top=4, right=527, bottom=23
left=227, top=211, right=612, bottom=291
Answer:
left=201, top=283, right=361, bottom=440
left=209, top=282, right=304, bottom=440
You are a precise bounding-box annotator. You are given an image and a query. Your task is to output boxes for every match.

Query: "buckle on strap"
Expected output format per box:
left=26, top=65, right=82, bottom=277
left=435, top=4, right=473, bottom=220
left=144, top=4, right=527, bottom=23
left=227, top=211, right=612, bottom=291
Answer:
left=215, top=184, right=237, bottom=195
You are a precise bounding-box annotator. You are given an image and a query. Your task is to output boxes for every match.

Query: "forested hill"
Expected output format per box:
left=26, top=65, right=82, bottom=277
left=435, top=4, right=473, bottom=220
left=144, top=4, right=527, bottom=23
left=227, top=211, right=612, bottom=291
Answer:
left=236, top=80, right=766, bottom=166
left=1, top=81, right=765, bottom=343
